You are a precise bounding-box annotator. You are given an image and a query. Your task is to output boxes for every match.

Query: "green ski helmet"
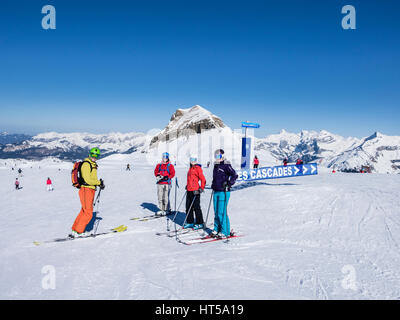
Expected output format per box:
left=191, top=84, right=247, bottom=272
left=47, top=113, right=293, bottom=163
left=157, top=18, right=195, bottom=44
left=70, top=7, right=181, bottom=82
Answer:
left=89, top=147, right=101, bottom=159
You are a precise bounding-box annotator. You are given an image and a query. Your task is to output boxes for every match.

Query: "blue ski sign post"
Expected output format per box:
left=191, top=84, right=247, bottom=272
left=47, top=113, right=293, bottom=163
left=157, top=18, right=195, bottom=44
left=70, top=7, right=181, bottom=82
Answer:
left=237, top=163, right=318, bottom=182
left=241, top=122, right=260, bottom=129
left=241, top=121, right=260, bottom=169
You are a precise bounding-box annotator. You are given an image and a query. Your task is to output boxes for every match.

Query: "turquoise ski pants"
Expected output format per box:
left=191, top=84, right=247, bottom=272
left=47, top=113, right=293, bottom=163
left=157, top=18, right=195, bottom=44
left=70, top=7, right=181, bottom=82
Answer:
left=213, top=191, right=231, bottom=236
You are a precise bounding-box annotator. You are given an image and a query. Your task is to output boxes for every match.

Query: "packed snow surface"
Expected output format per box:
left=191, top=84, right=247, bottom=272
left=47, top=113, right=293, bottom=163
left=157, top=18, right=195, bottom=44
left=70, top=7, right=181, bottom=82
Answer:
left=1, top=154, right=400, bottom=299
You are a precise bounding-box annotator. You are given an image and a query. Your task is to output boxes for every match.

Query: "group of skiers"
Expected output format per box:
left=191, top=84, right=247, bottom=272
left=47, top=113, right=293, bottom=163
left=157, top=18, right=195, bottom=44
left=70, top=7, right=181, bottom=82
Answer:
left=253, top=156, right=305, bottom=168
left=70, top=147, right=238, bottom=239
left=13, top=173, right=54, bottom=191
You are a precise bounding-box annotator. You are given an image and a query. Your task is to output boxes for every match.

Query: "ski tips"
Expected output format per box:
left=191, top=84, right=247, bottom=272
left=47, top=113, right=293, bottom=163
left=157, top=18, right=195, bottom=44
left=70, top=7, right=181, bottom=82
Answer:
left=32, top=225, right=128, bottom=247
left=111, top=225, right=128, bottom=232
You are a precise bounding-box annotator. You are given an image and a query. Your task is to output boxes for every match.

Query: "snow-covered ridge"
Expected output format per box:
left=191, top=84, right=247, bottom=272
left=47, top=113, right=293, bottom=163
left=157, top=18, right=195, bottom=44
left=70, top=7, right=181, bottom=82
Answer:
left=327, top=132, right=400, bottom=174
left=254, top=129, right=400, bottom=173
left=0, top=132, right=32, bottom=145
left=0, top=131, right=149, bottom=161
left=30, top=131, right=147, bottom=151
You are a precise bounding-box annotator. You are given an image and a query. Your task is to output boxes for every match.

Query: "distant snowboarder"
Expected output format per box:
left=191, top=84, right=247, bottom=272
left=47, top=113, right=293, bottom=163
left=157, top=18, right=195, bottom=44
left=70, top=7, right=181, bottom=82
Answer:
left=253, top=156, right=259, bottom=169
left=210, top=149, right=238, bottom=238
left=154, top=152, right=175, bottom=215
left=46, top=177, right=54, bottom=191
left=183, top=155, right=206, bottom=230
left=70, top=147, right=105, bottom=238
left=126, top=164, right=131, bottom=171
left=283, top=158, right=288, bottom=166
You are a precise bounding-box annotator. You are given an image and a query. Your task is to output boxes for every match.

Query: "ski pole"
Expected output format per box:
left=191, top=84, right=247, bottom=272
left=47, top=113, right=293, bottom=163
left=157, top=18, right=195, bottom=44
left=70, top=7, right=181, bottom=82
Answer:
left=223, top=187, right=230, bottom=237
left=204, top=189, right=214, bottom=229
left=174, top=177, right=178, bottom=213
left=171, top=191, right=187, bottom=223
left=181, top=194, right=197, bottom=227
left=176, top=194, right=197, bottom=241
left=168, top=179, right=178, bottom=232
left=94, top=188, right=101, bottom=209
left=172, top=191, right=187, bottom=235
left=93, top=189, right=102, bottom=235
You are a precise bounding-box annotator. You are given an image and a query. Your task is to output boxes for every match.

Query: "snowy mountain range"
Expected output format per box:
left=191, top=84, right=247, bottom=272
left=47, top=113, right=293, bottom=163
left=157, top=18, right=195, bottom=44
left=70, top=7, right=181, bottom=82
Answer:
left=1, top=106, right=399, bottom=173
left=254, top=130, right=400, bottom=173
left=0, top=132, right=148, bottom=161
left=0, top=132, right=32, bottom=145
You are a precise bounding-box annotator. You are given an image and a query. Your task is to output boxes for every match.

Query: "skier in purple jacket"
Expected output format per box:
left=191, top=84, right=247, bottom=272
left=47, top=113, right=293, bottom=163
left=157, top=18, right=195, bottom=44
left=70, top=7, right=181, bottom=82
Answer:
left=210, top=149, right=238, bottom=238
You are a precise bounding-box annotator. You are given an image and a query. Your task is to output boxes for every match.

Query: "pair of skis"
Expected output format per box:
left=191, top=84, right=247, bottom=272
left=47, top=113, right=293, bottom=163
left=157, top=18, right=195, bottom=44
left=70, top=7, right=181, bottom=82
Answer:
left=156, top=226, right=206, bottom=238
left=130, top=212, right=173, bottom=222
left=180, top=232, right=242, bottom=245
left=157, top=225, right=242, bottom=245
left=33, top=225, right=128, bottom=246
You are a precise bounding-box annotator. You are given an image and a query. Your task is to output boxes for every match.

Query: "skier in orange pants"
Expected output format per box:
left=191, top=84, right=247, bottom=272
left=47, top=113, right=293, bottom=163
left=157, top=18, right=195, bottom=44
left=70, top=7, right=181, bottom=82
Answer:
left=72, top=187, right=96, bottom=234
left=71, top=147, right=105, bottom=238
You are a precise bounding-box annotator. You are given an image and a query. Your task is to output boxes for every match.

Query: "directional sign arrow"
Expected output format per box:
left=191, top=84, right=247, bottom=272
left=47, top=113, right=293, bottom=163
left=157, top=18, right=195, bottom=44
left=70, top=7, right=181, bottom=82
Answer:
left=303, top=166, right=308, bottom=174
left=294, top=166, right=300, bottom=175
left=311, top=165, right=316, bottom=174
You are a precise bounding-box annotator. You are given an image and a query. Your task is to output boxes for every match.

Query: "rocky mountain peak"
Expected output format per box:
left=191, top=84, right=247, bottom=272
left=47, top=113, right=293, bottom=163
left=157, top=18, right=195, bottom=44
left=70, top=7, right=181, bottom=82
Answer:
left=150, top=105, right=225, bottom=147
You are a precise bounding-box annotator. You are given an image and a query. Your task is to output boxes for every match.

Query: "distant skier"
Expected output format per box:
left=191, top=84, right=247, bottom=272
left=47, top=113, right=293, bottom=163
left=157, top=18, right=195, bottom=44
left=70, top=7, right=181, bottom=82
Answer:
left=207, top=161, right=211, bottom=168
left=253, top=156, right=259, bottom=169
left=18, top=168, right=22, bottom=176
left=154, top=152, right=175, bottom=215
left=46, top=177, right=54, bottom=191
left=15, top=178, right=20, bottom=190
left=70, top=147, right=105, bottom=238
left=283, top=158, right=288, bottom=166
left=295, top=158, right=303, bottom=173
left=184, top=155, right=206, bottom=230
left=210, top=149, right=238, bottom=238
left=126, top=164, right=131, bottom=171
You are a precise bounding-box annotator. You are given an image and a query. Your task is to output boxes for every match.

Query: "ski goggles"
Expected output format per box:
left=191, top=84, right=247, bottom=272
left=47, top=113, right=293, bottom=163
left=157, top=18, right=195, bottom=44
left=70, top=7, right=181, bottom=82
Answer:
left=214, top=153, right=223, bottom=160
left=162, top=152, right=169, bottom=159
left=190, top=157, right=197, bottom=162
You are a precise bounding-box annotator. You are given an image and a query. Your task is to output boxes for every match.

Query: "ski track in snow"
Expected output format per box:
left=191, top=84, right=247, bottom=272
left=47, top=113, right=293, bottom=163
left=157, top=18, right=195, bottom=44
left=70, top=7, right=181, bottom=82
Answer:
left=1, top=155, right=400, bottom=299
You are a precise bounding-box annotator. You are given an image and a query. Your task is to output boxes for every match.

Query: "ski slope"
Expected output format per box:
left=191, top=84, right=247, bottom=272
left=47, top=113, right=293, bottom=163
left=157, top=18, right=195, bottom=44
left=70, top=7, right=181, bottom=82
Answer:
left=1, top=155, right=400, bottom=299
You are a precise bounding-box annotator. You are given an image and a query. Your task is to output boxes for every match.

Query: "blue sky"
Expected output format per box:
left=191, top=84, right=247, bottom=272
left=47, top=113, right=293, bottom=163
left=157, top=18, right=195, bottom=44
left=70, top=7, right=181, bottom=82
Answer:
left=0, top=0, right=399, bottom=138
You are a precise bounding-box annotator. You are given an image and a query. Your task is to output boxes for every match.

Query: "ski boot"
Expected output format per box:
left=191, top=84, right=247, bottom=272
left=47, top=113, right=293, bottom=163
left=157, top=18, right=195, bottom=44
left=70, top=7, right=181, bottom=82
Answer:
left=209, top=230, right=219, bottom=238
left=193, top=224, right=204, bottom=230
left=156, top=210, right=165, bottom=216
left=69, top=230, right=84, bottom=238
left=183, top=223, right=194, bottom=229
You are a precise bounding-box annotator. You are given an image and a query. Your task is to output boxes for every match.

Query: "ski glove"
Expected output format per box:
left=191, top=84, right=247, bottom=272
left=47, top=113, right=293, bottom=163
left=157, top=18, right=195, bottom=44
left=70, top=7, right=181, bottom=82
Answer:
left=193, top=188, right=204, bottom=195
left=222, top=181, right=230, bottom=191
left=99, top=179, right=105, bottom=190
